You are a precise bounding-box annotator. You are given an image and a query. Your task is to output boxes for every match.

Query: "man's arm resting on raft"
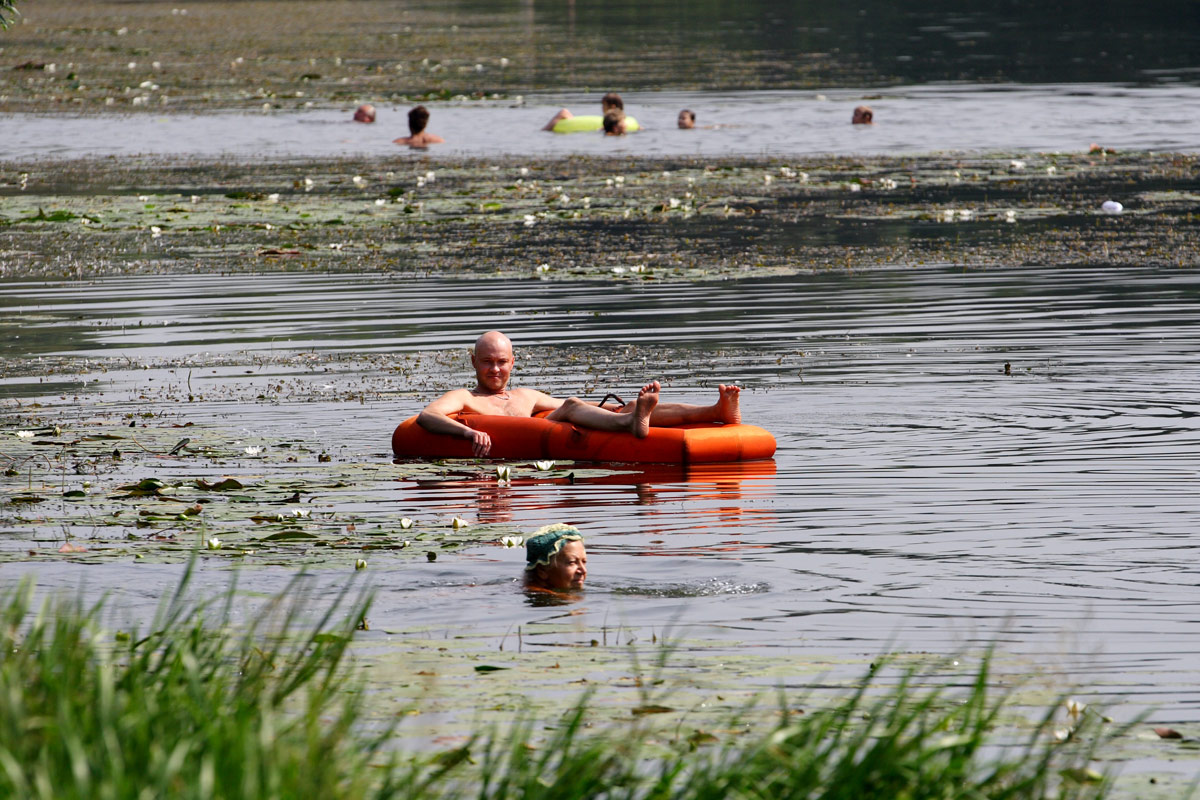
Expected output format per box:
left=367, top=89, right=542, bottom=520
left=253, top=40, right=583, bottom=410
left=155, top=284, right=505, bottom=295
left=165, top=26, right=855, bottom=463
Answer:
left=416, top=392, right=492, bottom=456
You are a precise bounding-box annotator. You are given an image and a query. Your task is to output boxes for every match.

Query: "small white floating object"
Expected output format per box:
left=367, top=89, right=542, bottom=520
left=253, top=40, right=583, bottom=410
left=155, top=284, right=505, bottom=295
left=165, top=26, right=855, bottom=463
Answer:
left=535, top=460, right=555, bottom=470
left=352, top=175, right=366, bottom=187
left=291, top=508, right=310, bottom=517
left=15, top=430, right=34, bottom=439
left=496, top=465, right=512, bottom=481
left=499, top=57, right=510, bottom=67
left=355, top=559, right=367, bottom=570
left=1101, top=200, right=1123, bottom=214
left=243, top=446, right=262, bottom=455
left=501, top=535, right=523, bottom=548
left=1004, top=209, right=1017, bottom=223
left=150, top=226, right=162, bottom=238
left=374, top=198, right=386, bottom=206
left=536, top=263, right=550, bottom=273
left=451, top=516, right=468, bottom=529
left=611, top=266, right=626, bottom=274
left=399, top=517, right=414, bottom=529
left=1009, top=160, right=1026, bottom=171
left=267, top=193, right=280, bottom=203
left=523, top=214, right=537, bottom=227
left=206, top=537, right=222, bottom=551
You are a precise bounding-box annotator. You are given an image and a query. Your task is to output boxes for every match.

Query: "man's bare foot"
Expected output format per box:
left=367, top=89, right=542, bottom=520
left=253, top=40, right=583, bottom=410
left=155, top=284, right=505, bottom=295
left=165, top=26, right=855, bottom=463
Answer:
left=716, top=384, right=741, bottom=424
left=633, top=381, right=660, bottom=438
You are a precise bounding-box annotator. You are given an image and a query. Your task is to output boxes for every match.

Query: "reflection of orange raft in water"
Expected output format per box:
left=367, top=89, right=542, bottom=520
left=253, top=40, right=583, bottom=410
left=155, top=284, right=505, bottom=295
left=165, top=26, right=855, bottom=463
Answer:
left=391, top=412, right=776, bottom=465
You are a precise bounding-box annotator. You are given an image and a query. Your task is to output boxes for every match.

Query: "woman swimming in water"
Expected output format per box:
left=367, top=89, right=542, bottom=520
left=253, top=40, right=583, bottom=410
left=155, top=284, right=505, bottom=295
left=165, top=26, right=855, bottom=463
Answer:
left=524, top=524, right=587, bottom=592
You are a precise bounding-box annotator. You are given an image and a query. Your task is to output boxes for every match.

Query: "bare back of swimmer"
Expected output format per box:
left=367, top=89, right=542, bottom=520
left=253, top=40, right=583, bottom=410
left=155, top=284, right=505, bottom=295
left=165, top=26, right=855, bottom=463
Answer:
left=416, top=331, right=742, bottom=457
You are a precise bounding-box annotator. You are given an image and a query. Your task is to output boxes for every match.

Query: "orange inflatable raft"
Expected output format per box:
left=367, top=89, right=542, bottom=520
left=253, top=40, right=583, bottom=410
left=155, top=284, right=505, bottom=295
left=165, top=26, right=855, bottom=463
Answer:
left=391, top=412, right=776, bottom=465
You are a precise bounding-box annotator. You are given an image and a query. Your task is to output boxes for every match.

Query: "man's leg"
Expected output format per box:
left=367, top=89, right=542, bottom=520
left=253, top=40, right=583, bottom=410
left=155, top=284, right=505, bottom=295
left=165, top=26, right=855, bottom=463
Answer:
left=618, top=383, right=741, bottom=426
left=547, top=383, right=659, bottom=437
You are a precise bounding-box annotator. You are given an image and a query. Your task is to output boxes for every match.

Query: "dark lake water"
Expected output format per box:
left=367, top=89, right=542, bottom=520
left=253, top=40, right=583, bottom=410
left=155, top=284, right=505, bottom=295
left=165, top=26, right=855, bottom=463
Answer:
left=4, top=265, right=1200, bottom=729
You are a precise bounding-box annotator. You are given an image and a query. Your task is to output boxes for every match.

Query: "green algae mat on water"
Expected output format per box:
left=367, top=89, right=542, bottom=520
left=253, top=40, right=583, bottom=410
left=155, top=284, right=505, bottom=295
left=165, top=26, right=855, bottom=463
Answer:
left=2, top=152, right=1199, bottom=282
left=0, top=415, right=634, bottom=566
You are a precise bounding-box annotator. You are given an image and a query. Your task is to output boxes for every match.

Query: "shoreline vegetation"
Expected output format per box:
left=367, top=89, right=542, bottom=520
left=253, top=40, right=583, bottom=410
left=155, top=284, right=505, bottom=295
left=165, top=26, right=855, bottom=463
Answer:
left=2, top=152, right=1198, bottom=282
left=0, top=569, right=1119, bottom=800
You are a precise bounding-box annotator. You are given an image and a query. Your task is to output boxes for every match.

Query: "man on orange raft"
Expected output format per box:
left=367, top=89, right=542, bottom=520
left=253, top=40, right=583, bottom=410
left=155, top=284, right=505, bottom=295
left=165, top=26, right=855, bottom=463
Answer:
left=417, top=331, right=741, bottom=457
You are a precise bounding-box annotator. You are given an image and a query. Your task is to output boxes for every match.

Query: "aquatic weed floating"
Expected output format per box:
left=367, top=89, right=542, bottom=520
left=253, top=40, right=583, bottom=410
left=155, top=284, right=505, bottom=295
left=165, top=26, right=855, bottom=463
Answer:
left=391, top=412, right=776, bottom=464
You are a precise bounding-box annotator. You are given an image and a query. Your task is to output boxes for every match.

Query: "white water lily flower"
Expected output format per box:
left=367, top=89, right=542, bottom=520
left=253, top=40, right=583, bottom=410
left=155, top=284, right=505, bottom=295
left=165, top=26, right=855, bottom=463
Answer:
left=399, top=517, right=414, bottom=529
left=1065, top=698, right=1087, bottom=720
left=763, top=174, right=773, bottom=184
left=496, top=465, right=512, bottom=481
left=614, top=176, right=625, bottom=185
left=879, top=178, right=898, bottom=190
left=206, top=537, right=222, bottom=550
left=798, top=172, right=809, bottom=182
left=536, top=263, right=550, bottom=273
left=291, top=508, right=310, bottom=517
left=352, top=175, right=367, bottom=188
left=519, top=167, right=530, bottom=176
left=303, top=177, right=314, bottom=191
left=501, top=535, right=523, bottom=548
left=267, top=193, right=280, bottom=203
left=630, top=265, right=645, bottom=273
left=535, top=460, right=555, bottom=470
left=355, top=559, right=367, bottom=570
left=416, top=176, right=426, bottom=188
left=425, top=171, right=436, bottom=182
left=1009, top=160, right=1026, bottom=171
left=16, top=430, right=34, bottom=439
left=374, top=198, right=386, bottom=206
left=499, top=57, right=510, bottom=67
left=523, top=214, right=537, bottom=227
left=243, top=446, right=262, bottom=455
left=1046, top=165, right=1057, bottom=175
left=1005, top=210, right=1017, bottom=223
left=451, top=516, right=468, bottom=529
left=611, top=266, right=626, bottom=274
left=668, top=198, right=680, bottom=209
left=150, top=226, right=162, bottom=238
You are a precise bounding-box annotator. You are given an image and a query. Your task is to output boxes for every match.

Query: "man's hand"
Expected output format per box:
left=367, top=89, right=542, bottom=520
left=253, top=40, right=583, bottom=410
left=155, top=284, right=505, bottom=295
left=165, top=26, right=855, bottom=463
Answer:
left=469, top=429, right=492, bottom=457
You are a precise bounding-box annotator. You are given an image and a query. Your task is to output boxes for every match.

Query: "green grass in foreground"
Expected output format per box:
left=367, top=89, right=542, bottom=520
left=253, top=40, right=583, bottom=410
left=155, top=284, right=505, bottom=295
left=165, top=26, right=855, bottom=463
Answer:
left=0, top=569, right=1111, bottom=800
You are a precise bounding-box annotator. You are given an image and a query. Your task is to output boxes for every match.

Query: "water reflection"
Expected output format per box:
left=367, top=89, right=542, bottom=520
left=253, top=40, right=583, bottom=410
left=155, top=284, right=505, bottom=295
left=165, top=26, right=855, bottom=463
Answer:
left=398, top=461, right=777, bottom=528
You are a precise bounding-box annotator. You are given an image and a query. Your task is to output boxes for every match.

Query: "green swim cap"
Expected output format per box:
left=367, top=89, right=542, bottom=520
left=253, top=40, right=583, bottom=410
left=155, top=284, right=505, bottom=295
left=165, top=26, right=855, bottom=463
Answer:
left=524, top=524, right=584, bottom=570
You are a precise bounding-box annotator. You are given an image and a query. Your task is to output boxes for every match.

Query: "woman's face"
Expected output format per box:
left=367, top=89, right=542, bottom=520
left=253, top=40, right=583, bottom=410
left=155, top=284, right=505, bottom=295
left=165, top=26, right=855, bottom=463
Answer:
left=539, top=540, right=587, bottom=590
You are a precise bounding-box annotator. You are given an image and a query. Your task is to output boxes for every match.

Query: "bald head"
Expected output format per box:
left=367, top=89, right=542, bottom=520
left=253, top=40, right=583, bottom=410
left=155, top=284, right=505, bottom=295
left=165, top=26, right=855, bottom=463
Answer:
left=471, top=331, right=514, bottom=393
left=474, top=331, right=512, bottom=356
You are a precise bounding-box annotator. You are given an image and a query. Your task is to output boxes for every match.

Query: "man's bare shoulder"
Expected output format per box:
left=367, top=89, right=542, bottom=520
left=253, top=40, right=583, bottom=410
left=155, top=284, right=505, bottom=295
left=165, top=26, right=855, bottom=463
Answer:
left=510, top=387, right=555, bottom=400
left=422, top=388, right=472, bottom=414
